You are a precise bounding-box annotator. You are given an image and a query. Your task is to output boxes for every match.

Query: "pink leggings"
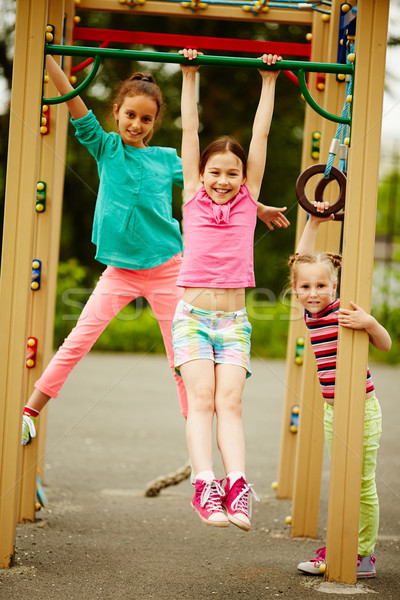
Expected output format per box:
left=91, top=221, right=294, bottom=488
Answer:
left=35, top=254, right=188, bottom=417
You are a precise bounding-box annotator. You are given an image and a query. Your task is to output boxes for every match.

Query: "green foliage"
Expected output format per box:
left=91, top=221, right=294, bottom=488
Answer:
left=373, top=167, right=400, bottom=363
left=91, top=307, right=165, bottom=354
left=376, top=168, right=400, bottom=261
left=54, top=259, right=94, bottom=345
left=53, top=259, right=290, bottom=357
left=369, top=305, right=400, bottom=364
left=247, top=294, right=290, bottom=359
left=53, top=259, right=165, bottom=353
left=53, top=260, right=398, bottom=364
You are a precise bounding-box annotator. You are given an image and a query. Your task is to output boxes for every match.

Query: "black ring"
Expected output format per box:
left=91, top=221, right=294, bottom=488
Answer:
left=295, top=163, right=346, bottom=220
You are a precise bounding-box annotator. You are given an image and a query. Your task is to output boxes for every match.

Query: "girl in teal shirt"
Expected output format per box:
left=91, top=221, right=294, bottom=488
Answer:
left=21, top=56, right=187, bottom=444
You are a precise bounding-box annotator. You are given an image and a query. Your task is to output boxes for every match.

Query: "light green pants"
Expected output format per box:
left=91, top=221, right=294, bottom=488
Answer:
left=324, top=396, right=382, bottom=556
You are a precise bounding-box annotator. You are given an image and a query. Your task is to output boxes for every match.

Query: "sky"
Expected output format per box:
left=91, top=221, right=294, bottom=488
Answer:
left=380, top=1, right=400, bottom=157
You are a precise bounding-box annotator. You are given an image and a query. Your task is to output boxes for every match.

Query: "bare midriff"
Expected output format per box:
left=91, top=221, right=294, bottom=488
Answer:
left=326, top=389, right=376, bottom=407
left=183, top=287, right=246, bottom=312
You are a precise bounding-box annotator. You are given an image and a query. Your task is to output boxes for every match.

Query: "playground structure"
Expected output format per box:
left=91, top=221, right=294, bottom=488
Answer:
left=0, top=0, right=389, bottom=586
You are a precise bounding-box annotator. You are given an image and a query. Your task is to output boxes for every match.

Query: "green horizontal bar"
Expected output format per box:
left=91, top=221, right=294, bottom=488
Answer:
left=45, top=44, right=354, bottom=75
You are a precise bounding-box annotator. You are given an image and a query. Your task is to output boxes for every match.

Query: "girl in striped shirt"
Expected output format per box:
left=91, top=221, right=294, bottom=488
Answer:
left=289, top=210, right=391, bottom=579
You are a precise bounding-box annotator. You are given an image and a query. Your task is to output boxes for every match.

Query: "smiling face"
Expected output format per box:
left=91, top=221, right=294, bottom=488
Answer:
left=293, top=262, right=337, bottom=314
left=200, top=151, right=245, bottom=205
left=113, top=94, right=158, bottom=148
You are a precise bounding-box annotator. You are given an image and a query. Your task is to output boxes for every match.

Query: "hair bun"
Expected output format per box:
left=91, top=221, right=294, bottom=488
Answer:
left=129, top=72, right=155, bottom=84
left=326, top=252, right=342, bottom=268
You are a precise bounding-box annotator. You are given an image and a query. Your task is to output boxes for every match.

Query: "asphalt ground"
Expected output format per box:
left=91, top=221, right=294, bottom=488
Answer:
left=1, top=354, right=399, bottom=600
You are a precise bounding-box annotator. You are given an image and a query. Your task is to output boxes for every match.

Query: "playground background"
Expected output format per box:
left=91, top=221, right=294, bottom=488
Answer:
left=0, top=2, right=399, bottom=363
left=0, top=1, right=399, bottom=594
left=1, top=353, right=399, bottom=599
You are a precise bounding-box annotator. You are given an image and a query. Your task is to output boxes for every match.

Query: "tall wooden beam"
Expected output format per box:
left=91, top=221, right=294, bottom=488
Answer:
left=276, top=7, right=331, bottom=503
left=290, top=0, right=345, bottom=537
left=0, top=0, right=47, bottom=567
left=18, top=0, right=72, bottom=523
left=326, top=0, right=389, bottom=584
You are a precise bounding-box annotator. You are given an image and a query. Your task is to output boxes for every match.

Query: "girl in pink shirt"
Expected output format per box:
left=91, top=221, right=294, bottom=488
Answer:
left=173, top=49, right=288, bottom=530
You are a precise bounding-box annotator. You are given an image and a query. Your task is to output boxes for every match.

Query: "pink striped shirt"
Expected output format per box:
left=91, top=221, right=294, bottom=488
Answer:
left=305, top=298, right=374, bottom=400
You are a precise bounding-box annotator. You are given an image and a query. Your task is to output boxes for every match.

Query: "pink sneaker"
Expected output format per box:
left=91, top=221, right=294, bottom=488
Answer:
left=191, top=479, right=230, bottom=527
left=222, top=476, right=259, bottom=531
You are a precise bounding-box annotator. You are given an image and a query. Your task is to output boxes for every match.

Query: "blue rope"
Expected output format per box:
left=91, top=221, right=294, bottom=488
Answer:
left=324, top=42, right=354, bottom=178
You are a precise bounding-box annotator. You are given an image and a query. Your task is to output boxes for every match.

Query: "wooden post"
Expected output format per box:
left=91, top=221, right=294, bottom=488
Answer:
left=36, top=0, right=75, bottom=485
left=290, top=0, right=347, bottom=537
left=0, top=0, right=47, bottom=567
left=18, top=0, right=72, bottom=523
left=325, top=0, right=389, bottom=583
left=276, top=8, right=336, bottom=502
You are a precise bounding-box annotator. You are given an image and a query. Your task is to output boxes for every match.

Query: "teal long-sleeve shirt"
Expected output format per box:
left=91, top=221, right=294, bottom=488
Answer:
left=71, top=110, right=183, bottom=270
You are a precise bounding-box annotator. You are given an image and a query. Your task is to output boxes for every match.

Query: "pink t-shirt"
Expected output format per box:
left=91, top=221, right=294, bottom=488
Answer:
left=177, top=184, right=258, bottom=288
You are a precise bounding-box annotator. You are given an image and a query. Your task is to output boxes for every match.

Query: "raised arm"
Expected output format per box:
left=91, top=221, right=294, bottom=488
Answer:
left=46, top=55, right=88, bottom=121
left=246, top=54, right=281, bottom=202
left=179, top=49, right=201, bottom=202
left=295, top=207, right=333, bottom=254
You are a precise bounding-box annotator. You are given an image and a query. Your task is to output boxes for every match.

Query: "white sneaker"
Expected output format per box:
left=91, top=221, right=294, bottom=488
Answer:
left=21, top=415, right=36, bottom=445
left=297, top=547, right=326, bottom=575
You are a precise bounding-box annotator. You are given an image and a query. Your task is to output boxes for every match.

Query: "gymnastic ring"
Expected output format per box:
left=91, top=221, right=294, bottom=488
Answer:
left=295, top=163, right=346, bottom=221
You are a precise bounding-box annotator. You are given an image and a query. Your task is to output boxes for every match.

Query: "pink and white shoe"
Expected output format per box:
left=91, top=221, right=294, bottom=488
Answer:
left=357, top=554, right=376, bottom=578
left=191, top=479, right=230, bottom=527
left=297, top=547, right=326, bottom=575
left=222, top=476, right=259, bottom=531
left=298, top=548, right=376, bottom=578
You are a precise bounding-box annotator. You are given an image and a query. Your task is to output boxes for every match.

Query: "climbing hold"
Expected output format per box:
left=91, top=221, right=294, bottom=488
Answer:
left=295, top=336, right=305, bottom=365
left=289, top=405, right=300, bottom=433
left=36, top=181, right=47, bottom=213
left=31, top=259, right=42, bottom=291
left=26, top=337, right=38, bottom=369
left=40, top=105, right=50, bottom=135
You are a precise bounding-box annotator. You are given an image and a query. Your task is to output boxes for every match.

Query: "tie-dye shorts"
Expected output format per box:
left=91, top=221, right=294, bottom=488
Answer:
left=172, top=300, right=252, bottom=377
